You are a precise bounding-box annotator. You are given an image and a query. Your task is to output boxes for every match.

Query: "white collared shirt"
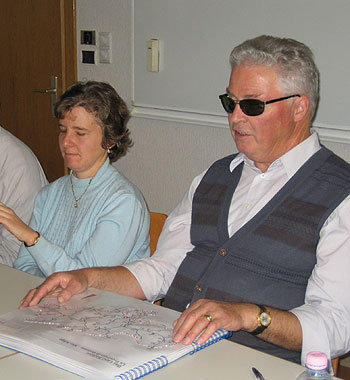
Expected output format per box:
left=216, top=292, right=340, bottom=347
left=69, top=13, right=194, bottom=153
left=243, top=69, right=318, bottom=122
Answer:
left=0, top=127, right=48, bottom=266
left=125, top=131, right=350, bottom=362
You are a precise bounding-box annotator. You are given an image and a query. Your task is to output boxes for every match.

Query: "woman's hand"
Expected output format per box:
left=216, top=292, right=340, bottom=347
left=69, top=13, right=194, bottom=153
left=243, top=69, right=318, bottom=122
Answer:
left=0, top=202, right=37, bottom=245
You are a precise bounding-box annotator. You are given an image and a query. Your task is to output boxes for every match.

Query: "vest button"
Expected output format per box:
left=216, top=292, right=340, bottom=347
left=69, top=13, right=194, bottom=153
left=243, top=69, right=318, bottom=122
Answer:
left=195, top=284, right=203, bottom=292
left=218, top=248, right=227, bottom=256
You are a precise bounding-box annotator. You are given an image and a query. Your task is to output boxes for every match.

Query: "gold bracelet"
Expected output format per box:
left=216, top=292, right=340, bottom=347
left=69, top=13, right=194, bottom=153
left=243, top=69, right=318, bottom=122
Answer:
left=25, top=231, right=40, bottom=247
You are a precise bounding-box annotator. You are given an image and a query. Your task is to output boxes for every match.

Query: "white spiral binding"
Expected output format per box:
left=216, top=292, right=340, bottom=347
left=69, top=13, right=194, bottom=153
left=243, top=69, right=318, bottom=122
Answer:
left=190, top=329, right=232, bottom=354
left=115, top=355, right=168, bottom=380
left=115, top=329, right=231, bottom=379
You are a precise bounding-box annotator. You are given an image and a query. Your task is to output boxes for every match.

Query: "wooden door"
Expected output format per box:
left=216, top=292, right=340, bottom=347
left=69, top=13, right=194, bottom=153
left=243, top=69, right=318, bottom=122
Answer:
left=0, top=0, right=77, bottom=182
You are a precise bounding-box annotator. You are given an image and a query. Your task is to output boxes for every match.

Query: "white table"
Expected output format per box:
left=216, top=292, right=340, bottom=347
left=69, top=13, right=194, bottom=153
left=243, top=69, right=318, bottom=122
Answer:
left=0, top=264, right=42, bottom=359
left=0, top=264, right=338, bottom=379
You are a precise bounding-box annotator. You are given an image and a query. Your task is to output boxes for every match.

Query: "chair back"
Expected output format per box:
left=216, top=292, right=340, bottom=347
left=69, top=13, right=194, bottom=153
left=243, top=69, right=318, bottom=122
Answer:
left=332, top=358, right=339, bottom=376
left=149, top=212, right=167, bottom=255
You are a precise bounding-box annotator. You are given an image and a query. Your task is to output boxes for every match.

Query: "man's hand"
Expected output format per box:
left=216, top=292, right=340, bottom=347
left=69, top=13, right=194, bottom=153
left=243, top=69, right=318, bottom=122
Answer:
left=20, top=266, right=147, bottom=309
left=172, top=299, right=302, bottom=352
left=172, top=299, right=258, bottom=345
left=19, top=269, right=89, bottom=308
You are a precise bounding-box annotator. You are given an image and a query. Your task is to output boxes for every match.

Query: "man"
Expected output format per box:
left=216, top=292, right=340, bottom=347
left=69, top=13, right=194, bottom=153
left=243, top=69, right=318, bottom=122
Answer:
left=0, top=126, right=48, bottom=266
left=21, top=35, right=350, bottom=365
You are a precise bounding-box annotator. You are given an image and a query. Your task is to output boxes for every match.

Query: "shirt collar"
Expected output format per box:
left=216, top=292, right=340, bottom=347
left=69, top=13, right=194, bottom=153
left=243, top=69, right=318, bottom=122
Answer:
left=229, top=130, right=321, bottom=178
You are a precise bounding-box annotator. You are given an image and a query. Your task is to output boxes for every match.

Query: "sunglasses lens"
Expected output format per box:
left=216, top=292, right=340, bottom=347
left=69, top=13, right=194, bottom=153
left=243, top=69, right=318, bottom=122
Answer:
left=220, top=95, right=265, bottom=116
left=240, top=99, right=265, bottom=116
left=220, top=95, right=236, bottom=113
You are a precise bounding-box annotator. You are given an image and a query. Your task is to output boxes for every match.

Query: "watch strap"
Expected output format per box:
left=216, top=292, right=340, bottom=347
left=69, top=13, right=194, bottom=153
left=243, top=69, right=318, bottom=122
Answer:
left=250, top=304, right=270, bottom=336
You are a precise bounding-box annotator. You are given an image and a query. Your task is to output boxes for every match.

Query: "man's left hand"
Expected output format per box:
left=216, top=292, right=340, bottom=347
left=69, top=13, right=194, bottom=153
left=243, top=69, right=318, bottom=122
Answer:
left=172, top=299, right=258, bottom=345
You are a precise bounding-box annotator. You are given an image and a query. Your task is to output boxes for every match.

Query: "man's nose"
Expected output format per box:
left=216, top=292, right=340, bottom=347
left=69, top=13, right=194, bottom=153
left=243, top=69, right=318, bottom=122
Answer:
left=229, top=102, right=246, bottom=124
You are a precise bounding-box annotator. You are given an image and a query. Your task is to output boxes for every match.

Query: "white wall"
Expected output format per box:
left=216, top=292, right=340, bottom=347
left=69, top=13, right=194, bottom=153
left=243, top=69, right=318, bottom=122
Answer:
left=133, top=0, right=350, bottom=130
left=76, top=0, right=350, bottom=214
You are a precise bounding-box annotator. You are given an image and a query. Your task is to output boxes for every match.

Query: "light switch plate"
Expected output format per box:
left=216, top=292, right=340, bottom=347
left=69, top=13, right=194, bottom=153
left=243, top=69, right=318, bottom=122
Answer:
left=147, top=39, right=159, bottom=72
left=99, top=32, right=111, bottom=48
left=99, top=49, right=111, bottom=64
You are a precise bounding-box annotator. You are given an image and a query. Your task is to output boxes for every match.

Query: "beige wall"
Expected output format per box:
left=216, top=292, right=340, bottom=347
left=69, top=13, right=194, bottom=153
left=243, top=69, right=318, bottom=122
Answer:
left=77, top=0, right=350, bottom=214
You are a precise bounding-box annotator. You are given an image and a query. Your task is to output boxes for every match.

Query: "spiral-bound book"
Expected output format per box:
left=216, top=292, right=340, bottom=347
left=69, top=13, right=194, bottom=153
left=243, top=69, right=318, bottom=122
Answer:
left=0, top=289, right=232, bottom=379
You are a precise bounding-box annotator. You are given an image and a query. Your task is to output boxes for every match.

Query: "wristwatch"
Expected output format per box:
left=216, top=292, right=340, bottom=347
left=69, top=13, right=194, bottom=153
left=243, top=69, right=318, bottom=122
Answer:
left=250, top=304, right=271, bottom=336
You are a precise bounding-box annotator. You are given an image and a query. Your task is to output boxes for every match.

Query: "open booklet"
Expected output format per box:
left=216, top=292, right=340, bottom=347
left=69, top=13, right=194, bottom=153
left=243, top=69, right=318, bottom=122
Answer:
left=0, top=289, right=232, bottom=379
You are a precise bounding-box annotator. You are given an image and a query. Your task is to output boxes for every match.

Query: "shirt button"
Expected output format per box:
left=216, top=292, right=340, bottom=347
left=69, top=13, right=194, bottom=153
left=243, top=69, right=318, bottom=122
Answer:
left=195, top=284, right=203, bottom=292
left=218, top=248, right=227, bottom=256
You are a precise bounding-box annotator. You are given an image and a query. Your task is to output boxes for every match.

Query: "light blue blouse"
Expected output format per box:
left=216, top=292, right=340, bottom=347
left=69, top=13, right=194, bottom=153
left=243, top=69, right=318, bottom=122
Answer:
left=14, top=159, right=150, bottom=277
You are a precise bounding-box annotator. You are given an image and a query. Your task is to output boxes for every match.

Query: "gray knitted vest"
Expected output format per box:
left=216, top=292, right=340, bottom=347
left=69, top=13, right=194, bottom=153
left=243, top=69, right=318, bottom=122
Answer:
left=163, top=147, right=350, bottom=363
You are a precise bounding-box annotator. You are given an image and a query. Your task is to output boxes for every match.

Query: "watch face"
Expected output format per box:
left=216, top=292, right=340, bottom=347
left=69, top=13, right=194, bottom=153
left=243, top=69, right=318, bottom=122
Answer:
left=260, top=312, right=271, bottom=327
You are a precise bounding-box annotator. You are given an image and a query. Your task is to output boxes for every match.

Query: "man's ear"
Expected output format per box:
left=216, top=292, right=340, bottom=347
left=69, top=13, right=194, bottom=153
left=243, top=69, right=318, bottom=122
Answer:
left=294, top=95, right=310, bottom=122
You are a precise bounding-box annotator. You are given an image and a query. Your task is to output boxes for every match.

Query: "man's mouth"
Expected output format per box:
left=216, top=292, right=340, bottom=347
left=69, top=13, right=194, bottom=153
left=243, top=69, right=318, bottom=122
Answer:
left=234, top=130, right=250, bottom=136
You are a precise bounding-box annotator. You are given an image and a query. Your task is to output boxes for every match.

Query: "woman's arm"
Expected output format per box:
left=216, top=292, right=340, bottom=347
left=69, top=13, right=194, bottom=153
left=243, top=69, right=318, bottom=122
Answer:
left=15, top=194, right=149, bottom=276
left=0, top=202, right=41, bottom=246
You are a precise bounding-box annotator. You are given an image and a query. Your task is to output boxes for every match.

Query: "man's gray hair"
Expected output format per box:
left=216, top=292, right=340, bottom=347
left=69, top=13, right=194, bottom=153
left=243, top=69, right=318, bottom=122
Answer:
left=229, top=35, right=319, bottom=121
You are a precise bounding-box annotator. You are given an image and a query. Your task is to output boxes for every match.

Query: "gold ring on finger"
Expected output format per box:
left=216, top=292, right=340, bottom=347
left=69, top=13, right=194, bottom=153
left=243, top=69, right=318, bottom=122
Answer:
left=205, top=314, right=213, bottom=322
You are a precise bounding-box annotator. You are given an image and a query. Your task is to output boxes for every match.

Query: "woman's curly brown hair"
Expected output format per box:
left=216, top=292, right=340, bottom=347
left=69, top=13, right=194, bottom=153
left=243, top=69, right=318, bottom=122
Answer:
left=54, top=81, right=132, bottom=161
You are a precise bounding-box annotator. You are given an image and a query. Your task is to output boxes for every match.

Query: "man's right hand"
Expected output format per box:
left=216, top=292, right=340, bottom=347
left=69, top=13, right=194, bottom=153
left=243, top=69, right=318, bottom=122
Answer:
left=19, top=269, right=89, bottom=308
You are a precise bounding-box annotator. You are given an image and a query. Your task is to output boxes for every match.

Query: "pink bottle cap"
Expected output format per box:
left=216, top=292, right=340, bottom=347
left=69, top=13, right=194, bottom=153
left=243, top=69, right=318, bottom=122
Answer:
left=306, top=351, right=328, bottom=370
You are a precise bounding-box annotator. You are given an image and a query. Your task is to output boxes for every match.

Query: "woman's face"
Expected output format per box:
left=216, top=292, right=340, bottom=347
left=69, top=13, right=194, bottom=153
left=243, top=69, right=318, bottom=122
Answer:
left=58, top=106, right=108, bottom=178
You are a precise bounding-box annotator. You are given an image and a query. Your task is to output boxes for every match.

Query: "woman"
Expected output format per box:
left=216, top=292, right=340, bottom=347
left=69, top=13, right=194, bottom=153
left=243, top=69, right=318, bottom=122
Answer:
left=0, top=81, right=150, bottom=277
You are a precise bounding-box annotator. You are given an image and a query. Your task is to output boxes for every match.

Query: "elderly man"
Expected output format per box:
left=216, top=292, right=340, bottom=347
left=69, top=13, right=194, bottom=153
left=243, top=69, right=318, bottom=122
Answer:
left=0, top=126, right=47, bottom=266
left=21, top=35, right=350, bottom=364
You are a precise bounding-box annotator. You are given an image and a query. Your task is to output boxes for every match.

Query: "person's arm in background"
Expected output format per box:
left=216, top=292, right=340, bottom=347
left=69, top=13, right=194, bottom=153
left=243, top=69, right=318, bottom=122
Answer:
left=0, top=132, right=47, bottom=266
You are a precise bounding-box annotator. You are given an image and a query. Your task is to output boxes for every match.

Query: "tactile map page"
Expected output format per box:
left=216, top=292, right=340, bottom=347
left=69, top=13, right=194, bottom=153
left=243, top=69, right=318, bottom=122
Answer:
left=0, top=289, right=192, bottom=379
left=25, top=300, right=175, bottom=349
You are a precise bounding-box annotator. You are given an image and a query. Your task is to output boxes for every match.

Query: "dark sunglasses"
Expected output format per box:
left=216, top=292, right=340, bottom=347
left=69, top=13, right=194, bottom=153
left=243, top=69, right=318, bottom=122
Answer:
left=219, top=93, right=300, bottom=116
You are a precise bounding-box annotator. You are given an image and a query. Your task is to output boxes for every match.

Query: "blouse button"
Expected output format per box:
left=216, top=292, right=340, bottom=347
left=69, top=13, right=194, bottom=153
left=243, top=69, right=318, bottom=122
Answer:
left=195, top=284, right=203, bottom=292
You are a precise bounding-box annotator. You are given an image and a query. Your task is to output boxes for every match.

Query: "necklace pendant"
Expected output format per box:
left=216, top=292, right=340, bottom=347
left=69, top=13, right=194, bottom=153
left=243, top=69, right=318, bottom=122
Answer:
left=70, top=171, right=94, bottom=209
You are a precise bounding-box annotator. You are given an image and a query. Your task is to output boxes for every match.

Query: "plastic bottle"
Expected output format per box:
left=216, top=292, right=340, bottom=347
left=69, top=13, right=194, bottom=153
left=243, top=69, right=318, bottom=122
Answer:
left=297, top=351, right=333, bottom=379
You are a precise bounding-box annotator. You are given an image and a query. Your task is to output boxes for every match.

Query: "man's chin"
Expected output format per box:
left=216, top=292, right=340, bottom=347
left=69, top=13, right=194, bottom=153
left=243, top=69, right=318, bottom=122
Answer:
left=234, top=139, right=254, bottom=154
